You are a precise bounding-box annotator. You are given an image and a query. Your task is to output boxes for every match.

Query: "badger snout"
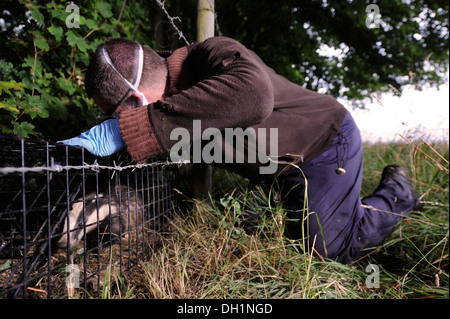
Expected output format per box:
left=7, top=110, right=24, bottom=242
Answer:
left=57, top=236, right=67, bottom=248
left=57, top=228, right=83, bottom=249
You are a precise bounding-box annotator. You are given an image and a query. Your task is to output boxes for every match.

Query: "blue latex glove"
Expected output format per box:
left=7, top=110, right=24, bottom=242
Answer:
left=58, top=118, right=125, bottom=157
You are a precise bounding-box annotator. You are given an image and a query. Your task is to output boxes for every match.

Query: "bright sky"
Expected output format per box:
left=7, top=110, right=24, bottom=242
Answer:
left=316, top=41, right=449, bottom=145
left=339, top=83, right=449, bottom=143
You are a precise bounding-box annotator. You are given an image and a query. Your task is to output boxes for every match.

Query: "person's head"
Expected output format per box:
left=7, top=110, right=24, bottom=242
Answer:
left=85, top=38, right=168, bottom=115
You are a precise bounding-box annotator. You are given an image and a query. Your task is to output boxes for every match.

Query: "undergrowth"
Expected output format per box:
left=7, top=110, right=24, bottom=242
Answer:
left=111, top=139, right=449, bottom=299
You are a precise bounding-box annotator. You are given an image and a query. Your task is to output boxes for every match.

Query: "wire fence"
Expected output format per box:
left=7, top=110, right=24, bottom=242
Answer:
left=1, top=1, right=209, bottom=299
left=0, top=134, right=181, bottom=299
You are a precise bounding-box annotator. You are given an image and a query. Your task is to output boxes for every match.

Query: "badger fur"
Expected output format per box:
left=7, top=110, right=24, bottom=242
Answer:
left=58, top=185, right=143, bottom=249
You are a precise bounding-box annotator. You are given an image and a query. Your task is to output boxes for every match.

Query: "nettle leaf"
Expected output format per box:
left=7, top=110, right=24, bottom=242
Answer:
left=24, top=95, right=49, bottom=119
left=13, top=121, right=36, bottom=138
left=32, top=31, right=50, bottom=51
left=36, top=75, right=50, bottom=88
left=0, top=102, right=20, bottom=114
left=46, top=1, right=61, bottom=18
left=49, top=3, right=70, bottom=23
left=85, top=18, right=98, bottom=30
left=56, top=76, right=75, bottom=95
left=0, top=60, right=15, bottom=76
left=95, top=1, right=113, bottom=19
left=0, top=125, right=13, bottom=135
left=66, top=30, right=90, bottom=52
left=47, top=25, right=64, bottom=42
left=30, top=7, right=45, bottom=25
left=22, top=56, right=35, bottom=70
left=22, top=57, right=43, bottom=78
left=0, top=81, right=26, bottom=95
left=79, top=15, right=96, bottom=28
left=220, top=196, right=232, bottom=208
left=20, top=77, right=40, bottom=93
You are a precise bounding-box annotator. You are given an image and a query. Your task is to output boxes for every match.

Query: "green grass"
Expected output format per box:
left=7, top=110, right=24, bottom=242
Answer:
left=116, top=139, right=449, bottom=299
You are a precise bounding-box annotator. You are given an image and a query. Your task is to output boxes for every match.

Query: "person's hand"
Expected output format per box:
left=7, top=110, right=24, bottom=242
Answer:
left=58, top=118, right=125, bottom=157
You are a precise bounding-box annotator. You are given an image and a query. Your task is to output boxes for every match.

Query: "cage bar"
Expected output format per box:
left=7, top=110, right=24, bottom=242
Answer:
left=0, top=135, right=180, bottom=299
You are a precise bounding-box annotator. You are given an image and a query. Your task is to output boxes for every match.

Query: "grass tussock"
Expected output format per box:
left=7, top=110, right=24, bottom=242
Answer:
left=113, top=138, right=448, bottom=299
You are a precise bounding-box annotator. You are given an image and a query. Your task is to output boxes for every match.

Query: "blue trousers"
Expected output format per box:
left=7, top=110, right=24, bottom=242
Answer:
left=280, top=112, right=416, bottom=264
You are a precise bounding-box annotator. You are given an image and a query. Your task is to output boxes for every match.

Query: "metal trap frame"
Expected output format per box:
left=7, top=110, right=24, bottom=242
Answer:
left=0, top=135, right=180, bottom=299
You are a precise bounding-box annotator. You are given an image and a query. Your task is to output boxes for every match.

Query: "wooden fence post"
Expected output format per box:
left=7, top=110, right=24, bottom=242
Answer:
left=193, top=0, right=214, bottom=199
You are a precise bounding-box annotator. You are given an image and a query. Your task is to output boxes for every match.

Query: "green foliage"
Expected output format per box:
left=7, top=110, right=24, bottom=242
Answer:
left=214, top=0, right=449, bottom=105
left=0, top=0, right=157, bottom=140
left=0, top=62, right=46, bottom=137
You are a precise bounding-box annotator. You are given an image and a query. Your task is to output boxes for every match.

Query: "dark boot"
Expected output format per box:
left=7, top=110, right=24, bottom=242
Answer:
left=374, top=165, right=422, bottom=213
left=337, top=165, right=422, bottom=264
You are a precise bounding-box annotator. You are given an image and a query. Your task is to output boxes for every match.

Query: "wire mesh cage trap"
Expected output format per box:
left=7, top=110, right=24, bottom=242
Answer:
left=0, top=135, right=180, bottom=299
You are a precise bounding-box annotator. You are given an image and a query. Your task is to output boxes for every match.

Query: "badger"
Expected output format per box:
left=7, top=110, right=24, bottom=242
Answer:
left=58, top=185, right=143, bottom=249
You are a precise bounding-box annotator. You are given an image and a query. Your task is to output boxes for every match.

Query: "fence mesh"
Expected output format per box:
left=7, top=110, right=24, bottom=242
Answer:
left=0, top=135, right=180, bottom=299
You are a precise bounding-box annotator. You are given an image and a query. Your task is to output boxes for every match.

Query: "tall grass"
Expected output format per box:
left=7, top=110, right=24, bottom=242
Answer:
left=114, top=139, right=449, bottom=299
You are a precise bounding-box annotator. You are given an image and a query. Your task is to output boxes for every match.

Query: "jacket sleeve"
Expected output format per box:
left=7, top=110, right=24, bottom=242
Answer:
left=119, top=37, right=274, bottom=163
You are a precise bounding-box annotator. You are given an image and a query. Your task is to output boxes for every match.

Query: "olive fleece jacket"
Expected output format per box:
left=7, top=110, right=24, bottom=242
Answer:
left=118, top=36, right=348, bottom=180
